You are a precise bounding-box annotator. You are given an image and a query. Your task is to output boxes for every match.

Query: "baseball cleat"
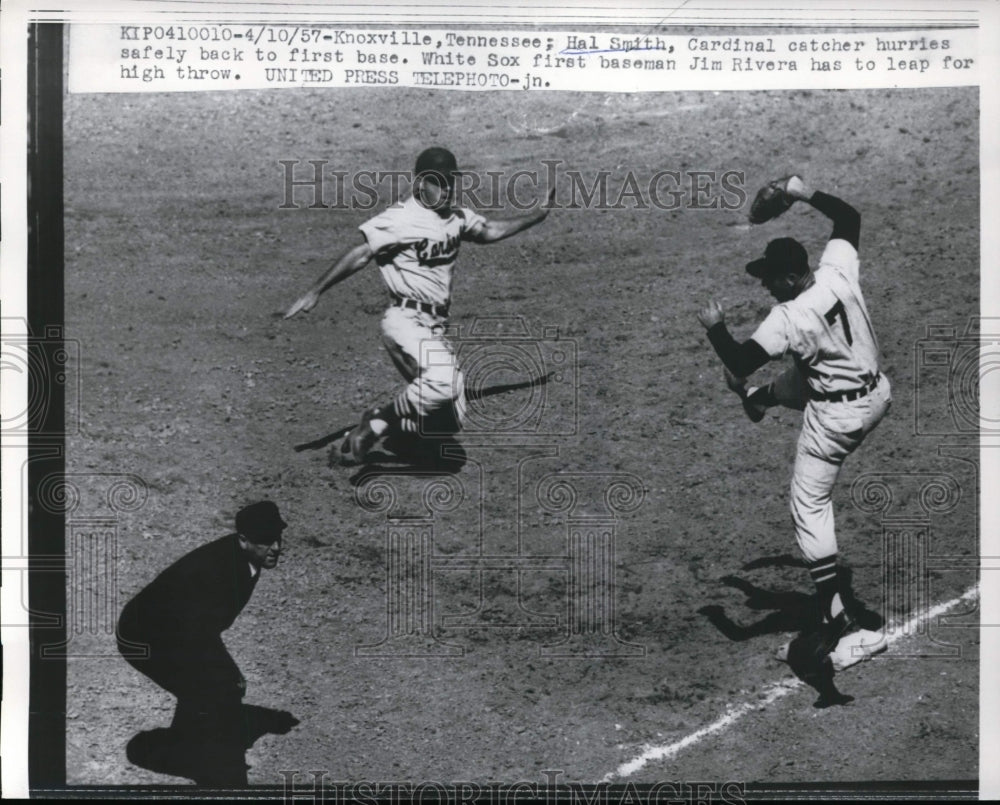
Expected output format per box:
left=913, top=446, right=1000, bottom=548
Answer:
left=340, top=433, right=369, bottom=466
left=337, top=439, right=362, bottom=467
left=775, top=615, right=887, bottom=672
left=337, top=414, right=389, bottom=466
left=828, top=628, right=888, bottom=671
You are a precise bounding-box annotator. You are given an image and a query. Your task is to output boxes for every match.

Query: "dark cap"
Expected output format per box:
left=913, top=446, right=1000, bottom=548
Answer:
left=235, top=501, right=287, bottom=544
left=414, top=147, right=459, bottom=186
left=746, top=237, right=809, bottom=279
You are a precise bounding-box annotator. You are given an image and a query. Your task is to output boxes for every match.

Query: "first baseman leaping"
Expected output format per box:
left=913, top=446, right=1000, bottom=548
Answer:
left=697, top=176, right=892, bottom=672
left=285, top=147, right=553, bottom=465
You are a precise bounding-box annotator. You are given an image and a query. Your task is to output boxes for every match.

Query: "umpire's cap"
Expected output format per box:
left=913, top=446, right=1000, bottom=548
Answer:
left=236, top=501, right=287, bottom=543
left=415, top=147, right=459, bottom=187
left=746, top=237, right=809, bottom=279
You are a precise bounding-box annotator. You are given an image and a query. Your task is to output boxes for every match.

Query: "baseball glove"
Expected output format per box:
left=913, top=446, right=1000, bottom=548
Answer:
left=748, top=177, right=796, bottom=224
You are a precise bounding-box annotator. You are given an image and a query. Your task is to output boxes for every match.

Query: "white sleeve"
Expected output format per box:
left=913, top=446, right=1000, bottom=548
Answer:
left=750, top=306, right=794, bottom=359
left=358, top=208, right=403, bottom=255
left=458, top=207, right=487, bottom=238
left=818, top=238, right=860, bottom=283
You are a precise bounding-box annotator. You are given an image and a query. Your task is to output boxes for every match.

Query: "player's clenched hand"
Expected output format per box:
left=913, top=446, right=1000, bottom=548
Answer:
left=284, top=290, right=320, bottom=319
left=697, top=300, right=725, bottom=329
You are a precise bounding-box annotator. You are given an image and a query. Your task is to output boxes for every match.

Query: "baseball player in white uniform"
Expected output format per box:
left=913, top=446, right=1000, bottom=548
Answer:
left=697, top=176, right=891, bottom=671
left=285, top=147, right=553, bottom=465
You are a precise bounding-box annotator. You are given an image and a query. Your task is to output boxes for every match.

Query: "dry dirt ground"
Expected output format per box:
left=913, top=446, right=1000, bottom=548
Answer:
left=62, top=85, right=979, bottom=790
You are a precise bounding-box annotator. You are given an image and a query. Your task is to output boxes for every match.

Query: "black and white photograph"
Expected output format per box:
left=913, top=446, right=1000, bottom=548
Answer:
left=1, top=0, right=997, bottom=799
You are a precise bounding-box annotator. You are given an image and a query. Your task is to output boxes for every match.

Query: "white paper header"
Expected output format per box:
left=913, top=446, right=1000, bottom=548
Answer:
left=68, top=24, right=980, bottom=93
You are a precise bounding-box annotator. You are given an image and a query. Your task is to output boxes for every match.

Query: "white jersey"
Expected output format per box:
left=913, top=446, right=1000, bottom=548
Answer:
left=751, top=239, right=881, bottom=395
left=359, top=195, right=486, bottom=308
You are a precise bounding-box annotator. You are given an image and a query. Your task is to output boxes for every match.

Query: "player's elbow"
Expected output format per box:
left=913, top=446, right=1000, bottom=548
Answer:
left=345, top=245, right=373, bottom=272
left=727, top=343, right=771, bottom=378
left=833, top=209, right=861, bottom=248
left=475, top=227, right=502, bottom=244
left=727, top=357, right=759, bottom=379
left=475, top=222, right=515, bottom=244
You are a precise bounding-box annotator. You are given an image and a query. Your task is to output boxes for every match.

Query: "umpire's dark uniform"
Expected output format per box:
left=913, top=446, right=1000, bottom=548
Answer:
left=117, top=501, right=286, bottom=785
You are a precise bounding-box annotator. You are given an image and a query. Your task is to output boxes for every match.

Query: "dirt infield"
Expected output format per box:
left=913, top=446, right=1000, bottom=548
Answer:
left=63, top=86, right=979, bottom=787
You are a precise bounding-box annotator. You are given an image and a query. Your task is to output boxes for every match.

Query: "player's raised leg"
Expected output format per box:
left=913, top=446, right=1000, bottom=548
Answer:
left=339, top=307, right=464, bottom=465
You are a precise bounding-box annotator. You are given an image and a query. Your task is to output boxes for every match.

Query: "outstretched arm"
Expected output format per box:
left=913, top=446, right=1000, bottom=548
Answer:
left=785, top=176, right=860, bottom=249
left=466, top=189, right=555, bottom=244
left=284, top=241, right=374, bottom=318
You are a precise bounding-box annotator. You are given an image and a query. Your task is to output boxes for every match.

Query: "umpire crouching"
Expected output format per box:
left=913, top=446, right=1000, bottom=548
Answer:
left=117, top=501, right=287, bottom=785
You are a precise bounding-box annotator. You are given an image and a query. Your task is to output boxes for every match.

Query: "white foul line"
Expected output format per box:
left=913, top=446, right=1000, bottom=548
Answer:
left=603, top=584, right=980, bottom=782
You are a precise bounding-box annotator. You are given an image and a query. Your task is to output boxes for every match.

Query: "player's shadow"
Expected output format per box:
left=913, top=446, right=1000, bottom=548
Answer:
left=698, top=576, right=818, bottom=640
left=698, top=560, right=883, bottom=641
left=700, top=557, right=883, bottom=709
left=739, top=552, right=807, bottom=572
left=293, top=373, right=553, bottom=473
left=464, top=370, right=555, bottom=402
left=347, top=436, right=469, bottom=482
left=125, top=704, right=299, bottom=785
left=738, top=554, right=883, bottom=630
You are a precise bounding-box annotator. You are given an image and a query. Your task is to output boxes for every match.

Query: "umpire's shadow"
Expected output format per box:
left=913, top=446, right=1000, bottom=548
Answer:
left=125, top=704, right=299, bottom=785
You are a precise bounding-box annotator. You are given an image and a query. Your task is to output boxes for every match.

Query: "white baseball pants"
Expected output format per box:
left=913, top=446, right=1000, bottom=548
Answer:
left=790, top=376, right=892, bottom=562
left=380, top=305, right=466, bottom=427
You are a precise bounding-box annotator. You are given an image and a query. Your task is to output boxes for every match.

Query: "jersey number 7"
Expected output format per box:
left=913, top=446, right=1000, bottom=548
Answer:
left=825, top=300, right=853, bottom=346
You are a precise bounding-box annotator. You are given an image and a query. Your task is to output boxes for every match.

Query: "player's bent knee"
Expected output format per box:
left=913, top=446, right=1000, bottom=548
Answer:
left=423, top=363, right=462, bottom=401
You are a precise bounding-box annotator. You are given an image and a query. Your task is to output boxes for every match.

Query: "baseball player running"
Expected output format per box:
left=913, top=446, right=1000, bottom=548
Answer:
left=285, top=147, right=553, bottom=465
left=696, top=176, right=891, bottom=672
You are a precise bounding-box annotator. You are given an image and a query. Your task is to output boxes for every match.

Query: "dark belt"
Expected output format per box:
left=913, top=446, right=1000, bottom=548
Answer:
left=392, top=296, right=449, bottom=318
left=809, top=373, right=880, bottom=403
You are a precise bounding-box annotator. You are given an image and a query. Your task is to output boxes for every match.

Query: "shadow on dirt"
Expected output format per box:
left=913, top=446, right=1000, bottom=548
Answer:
left=698, top=577, right=817, bottom=641
left=347, top=436, right=468, bottom=481
left=739, top=552, right=807, bottom=571
left=125, top=704, right=299, bottom=785
left=699, top=557, right=885, bottom=709
left=464, top=370, right=555, bottom=402
left=698, top=553, right=885, bottom=641
left=704, top=555, right=884, bottom=635
left=293, top=374, right=552, bottom=473
left=293, top=425, right=352, bottom=453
